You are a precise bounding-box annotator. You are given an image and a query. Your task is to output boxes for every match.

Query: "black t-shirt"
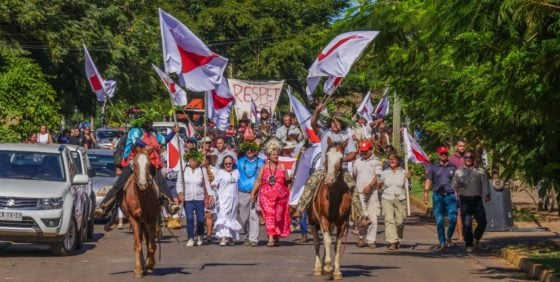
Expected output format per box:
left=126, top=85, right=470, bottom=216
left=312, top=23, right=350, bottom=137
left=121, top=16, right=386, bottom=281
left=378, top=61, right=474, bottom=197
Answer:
left=68, top=136, right=81, bottom=146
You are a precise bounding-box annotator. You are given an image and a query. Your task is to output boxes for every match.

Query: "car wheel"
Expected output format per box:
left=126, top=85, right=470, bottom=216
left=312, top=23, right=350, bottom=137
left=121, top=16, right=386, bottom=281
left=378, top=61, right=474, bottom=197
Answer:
left=51, top=216, right=78, bottom=256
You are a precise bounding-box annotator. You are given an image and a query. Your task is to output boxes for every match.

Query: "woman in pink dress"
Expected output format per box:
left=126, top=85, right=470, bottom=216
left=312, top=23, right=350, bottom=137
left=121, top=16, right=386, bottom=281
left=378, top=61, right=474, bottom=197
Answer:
left=251, top=143, right=291, bottom=247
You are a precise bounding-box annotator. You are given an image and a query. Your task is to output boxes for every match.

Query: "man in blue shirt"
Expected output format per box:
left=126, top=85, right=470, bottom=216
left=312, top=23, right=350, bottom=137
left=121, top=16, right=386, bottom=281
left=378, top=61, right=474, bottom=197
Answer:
left=424, top=146, right=457, bottom=250
left=237, top=142, right=264, bottom=246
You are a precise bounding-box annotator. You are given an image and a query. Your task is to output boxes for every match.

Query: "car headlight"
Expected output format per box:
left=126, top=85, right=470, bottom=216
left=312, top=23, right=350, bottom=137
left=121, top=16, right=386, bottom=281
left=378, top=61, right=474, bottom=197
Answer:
left=37, top=198, right=64, bottom=210
left=96, top=185, right=113, bottom=196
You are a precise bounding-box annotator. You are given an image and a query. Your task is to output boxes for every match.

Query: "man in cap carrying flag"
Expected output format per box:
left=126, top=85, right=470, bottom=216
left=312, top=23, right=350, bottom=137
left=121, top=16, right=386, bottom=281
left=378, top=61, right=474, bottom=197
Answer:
left=292, top=103, right=371, bottom=226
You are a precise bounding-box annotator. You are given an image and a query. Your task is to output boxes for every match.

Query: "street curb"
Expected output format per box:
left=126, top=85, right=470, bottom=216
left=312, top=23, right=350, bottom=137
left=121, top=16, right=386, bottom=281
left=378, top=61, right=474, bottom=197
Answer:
left=499, top=248, right=560, bottom=282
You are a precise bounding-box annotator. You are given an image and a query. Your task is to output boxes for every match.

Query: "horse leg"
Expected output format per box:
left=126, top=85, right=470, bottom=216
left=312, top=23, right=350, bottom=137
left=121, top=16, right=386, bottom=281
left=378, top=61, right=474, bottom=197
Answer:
left=129, top=218, right=144, bottom=279
left=311, top=224, right=322, bottom=277
left=145, top=222, right=156, bottom=273
left=321, top=221, right=333, bottom=277
left=333, top=222, right=347, bottom=280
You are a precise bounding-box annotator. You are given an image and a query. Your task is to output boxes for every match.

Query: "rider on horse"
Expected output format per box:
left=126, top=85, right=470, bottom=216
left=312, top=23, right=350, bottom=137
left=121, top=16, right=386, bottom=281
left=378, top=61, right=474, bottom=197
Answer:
left=293, top=103, right=370, bottom=226
left=95, top=109, right=181, bottom=231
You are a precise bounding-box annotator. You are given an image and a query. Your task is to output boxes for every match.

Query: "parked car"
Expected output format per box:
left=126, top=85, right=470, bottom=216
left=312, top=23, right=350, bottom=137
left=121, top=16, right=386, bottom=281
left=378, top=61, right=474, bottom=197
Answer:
left=0, top=144, right=93, bottom=256
left=65, top=145, right=97, bottom=239
left=86, top=149, right=117, bottom=212
left=95, top=127, right=121, bottom=150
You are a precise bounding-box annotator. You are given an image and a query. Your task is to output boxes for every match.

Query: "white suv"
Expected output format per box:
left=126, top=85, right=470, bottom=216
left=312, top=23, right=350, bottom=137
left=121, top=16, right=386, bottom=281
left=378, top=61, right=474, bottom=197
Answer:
left=0, top=144, right=92, bottom=255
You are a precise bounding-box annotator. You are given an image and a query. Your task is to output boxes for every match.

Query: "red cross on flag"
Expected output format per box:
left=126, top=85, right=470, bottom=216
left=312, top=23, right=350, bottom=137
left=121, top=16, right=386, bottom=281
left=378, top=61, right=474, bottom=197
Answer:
left=83, top=45, right=116, bottom=102
left=207, top=78, right=234, bottom=131
left=306, top=31, right=378, bottom=99
left=159, top=9, right=228, bottom=92
left=402, top=127, right=431, bottom=165
left=152, top=64, right=187, bottom=106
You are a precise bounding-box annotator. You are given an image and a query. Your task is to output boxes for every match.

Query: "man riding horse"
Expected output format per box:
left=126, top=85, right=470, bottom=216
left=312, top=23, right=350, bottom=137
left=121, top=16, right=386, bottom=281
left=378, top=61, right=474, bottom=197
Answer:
left=293, top=103, right=371, bottom=226
left=95, top=109, right=180, bottom=231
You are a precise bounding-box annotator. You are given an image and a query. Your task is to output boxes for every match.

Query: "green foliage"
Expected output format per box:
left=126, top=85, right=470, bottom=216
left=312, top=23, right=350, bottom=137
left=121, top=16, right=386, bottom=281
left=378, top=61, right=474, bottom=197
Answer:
left=0, top=47, right=60, bottom=142
left=338, top=0, right=560, bottom=195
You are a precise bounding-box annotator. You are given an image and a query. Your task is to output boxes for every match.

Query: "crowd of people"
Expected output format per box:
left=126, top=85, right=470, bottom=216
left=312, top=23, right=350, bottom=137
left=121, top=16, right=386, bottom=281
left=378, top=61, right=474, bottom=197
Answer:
left=27, top=104, right=489, bottom=253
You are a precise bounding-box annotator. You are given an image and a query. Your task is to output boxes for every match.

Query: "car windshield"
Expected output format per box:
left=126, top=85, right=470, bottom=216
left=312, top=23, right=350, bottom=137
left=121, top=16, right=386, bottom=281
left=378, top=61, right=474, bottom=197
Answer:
left=0, top=151, right=65, bottom=182
left=87, top=153, right=116, bottom=177
left=96, top=130, right=120, bottom=140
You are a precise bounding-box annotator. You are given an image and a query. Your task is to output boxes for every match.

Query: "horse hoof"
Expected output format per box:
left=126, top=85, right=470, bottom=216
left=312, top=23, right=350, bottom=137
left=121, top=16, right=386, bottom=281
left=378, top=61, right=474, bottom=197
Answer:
left=333, top=272, right=343, bottom=280
left=133, top=272, right=144, bottom=279
left=313, top=270, right=322, bottom=277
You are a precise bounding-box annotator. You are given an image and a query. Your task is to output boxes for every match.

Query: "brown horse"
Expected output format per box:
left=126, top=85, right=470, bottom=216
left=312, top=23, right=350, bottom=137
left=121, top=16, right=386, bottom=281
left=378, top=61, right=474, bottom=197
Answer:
left=120, top=148, right=160, bottom=279
left=308, top=137, right=352, bottom=280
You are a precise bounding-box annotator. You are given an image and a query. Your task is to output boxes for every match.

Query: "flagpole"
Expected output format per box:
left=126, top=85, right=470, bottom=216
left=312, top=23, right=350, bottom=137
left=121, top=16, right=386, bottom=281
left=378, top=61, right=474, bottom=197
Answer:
left=203, top=91, right=209, bottom=143
left=105, top=95, right=126, bottom=126
left=168, top=95, right=187, bottom=199
left=403, top=128, right=411, bottom=216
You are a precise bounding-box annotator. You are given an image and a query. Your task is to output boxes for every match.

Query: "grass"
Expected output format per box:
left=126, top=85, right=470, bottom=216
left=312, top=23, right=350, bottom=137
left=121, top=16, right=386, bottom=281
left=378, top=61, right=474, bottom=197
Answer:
left=512, top=206, right=541, bottom=222
left=409, top=178, right=432, bottom=206
left=506, top=243, right=560, bottom=275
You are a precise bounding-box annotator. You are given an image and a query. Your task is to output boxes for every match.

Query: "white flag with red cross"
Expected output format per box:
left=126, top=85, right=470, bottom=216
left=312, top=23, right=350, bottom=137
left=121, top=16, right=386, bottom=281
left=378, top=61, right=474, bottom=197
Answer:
left=287, top=89, right=321, bottom=144
left=152, top=64, right=187, bottom=106
left=402, top=127, right=430, bottom=165
left=166, top=134, right=185, bottom=172
left=374, top=88, right=390, bottom=119
left=306, top=31, right=378, bottom=99
left=83, top=45, right=116, bottom=102
left=159, top=9, right=228, bottom=92
left=357, top=91, right=375, bottom=123
left=207, top=78, right=234, bottom=131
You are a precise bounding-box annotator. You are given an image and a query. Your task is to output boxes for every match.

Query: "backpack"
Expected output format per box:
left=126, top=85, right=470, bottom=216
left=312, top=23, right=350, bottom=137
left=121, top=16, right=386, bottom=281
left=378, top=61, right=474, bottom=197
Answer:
left=113, top=134, right=128, bottom=169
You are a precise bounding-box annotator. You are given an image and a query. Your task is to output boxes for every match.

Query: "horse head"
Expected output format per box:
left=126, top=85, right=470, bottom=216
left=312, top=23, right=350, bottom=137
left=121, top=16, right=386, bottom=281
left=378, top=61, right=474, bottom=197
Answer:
left=324, top=137, right=348, bottom=185
left=132, top=147, right=154, bottom=192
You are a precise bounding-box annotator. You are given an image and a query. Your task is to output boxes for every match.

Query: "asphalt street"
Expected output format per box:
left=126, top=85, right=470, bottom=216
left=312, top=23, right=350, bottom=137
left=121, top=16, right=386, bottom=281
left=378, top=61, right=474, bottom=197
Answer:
left=0, top=213, right=532, bottom=282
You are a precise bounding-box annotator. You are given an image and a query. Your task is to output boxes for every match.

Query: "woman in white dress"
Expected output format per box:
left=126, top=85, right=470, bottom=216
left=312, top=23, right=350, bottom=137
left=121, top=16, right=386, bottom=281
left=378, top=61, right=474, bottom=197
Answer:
left=212, top=155, right=242, bottom=246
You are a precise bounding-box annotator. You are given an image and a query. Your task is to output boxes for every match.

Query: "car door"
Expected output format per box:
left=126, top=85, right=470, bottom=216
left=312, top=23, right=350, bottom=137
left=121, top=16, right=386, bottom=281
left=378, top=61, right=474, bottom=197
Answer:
left=66, top=150, right=86, bottom=232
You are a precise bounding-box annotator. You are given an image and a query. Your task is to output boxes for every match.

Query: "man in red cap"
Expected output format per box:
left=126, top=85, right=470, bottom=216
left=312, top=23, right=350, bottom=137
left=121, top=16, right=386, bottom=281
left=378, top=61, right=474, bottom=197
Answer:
left=424, top=145, right=458, bottom=250
left=352, top=140, right=383, bottom=248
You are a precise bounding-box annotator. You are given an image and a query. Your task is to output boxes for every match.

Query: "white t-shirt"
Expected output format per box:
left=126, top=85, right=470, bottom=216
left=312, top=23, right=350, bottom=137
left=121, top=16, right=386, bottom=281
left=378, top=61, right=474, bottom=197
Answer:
left=380, top=168, right=407, bottom=200
left=37, top=133, right=49, bottom=144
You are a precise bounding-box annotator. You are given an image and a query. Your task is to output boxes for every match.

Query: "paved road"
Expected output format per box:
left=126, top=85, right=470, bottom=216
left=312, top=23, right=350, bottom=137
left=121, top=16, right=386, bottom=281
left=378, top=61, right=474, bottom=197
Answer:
left=0, top=214, right=533, bottom=281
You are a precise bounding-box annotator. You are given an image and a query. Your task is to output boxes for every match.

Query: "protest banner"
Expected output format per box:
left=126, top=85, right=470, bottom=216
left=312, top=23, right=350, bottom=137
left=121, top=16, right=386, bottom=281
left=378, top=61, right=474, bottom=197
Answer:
left=228, top=79, right=284, bottom=122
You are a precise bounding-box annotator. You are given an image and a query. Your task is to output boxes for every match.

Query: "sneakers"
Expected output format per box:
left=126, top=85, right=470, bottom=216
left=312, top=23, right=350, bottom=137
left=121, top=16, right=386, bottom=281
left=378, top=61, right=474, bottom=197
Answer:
left=387, top=243, right=397, bottom=250
left=368, top=242, right=377, bottom=249
left=250, top=241, right=258, bottom=247
left=219, top=237, right=227, bottom=246
left=186, top=238, right=195, bottom=247
left=356, top=237, right=367, bottom=248
left=196, top=236, right=203, bottom=246
left=465, top=246, right=474, bottom=253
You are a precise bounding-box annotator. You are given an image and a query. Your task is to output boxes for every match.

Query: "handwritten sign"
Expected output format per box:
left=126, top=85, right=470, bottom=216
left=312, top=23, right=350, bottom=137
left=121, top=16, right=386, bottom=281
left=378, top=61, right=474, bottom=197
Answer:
left=228, top=79, right=284, bottom=122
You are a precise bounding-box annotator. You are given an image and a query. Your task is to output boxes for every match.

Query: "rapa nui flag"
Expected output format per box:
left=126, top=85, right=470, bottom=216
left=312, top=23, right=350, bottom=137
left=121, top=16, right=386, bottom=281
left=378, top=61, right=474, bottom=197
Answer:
left=402, top=127, right=430, bottom=165
left=306, top=31, right=378, bottom=99
left=153, top=64, right=187, bottom=106
left=207, top=78, right=234, bottom=131
left=83, top=45, right=116, bottom=102
left=287, top=89, right=321, bottom=144
left=159, top=9, right=228, bottom=92
left=374, top=88, right=390, bottom=119
left=357, top=91, right=375, bottom=123
left=167, top=133, right=185, bottom=173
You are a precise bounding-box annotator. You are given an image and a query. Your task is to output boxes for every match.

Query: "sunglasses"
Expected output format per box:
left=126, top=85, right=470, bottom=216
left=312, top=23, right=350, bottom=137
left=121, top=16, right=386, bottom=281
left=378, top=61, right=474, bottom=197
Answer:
left=463, top=155, right=474, bottom=160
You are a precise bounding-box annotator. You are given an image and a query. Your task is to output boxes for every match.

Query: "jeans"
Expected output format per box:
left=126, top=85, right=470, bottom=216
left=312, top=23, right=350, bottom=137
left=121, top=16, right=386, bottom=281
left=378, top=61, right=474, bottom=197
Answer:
left=432, top=193, right=458, bottom=245
left=185, top=200, right=205, bottom=239
left=300, top=212, right=308, bottom=235
left=459, top=196, right=487, bottom=247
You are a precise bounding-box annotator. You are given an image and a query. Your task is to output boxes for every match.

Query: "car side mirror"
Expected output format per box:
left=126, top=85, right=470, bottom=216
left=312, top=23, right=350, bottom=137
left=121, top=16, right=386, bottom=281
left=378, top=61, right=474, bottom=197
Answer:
left=73, top=174, right=89, bottom=185
left=87, top=167, right=96, bottom=178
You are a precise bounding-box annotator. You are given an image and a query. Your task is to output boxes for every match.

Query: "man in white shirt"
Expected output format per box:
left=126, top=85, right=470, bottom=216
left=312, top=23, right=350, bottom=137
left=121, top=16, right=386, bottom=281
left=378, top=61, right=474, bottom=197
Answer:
left=275, top=114, right=304, bottom=144
left=352, top=140, right=383, bottom=248
left=211, top=136, right=237, bottom=167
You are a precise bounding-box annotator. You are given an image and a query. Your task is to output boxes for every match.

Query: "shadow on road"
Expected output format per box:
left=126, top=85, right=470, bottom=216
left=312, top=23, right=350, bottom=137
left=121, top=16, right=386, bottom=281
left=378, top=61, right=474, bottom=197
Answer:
left=342, top=264, right=400, bottom=278
left=198, top=263, right=258, bottom=271
left=110, top=267, right=191, bottom=276
left=470, top=266, right=533, bottom=281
